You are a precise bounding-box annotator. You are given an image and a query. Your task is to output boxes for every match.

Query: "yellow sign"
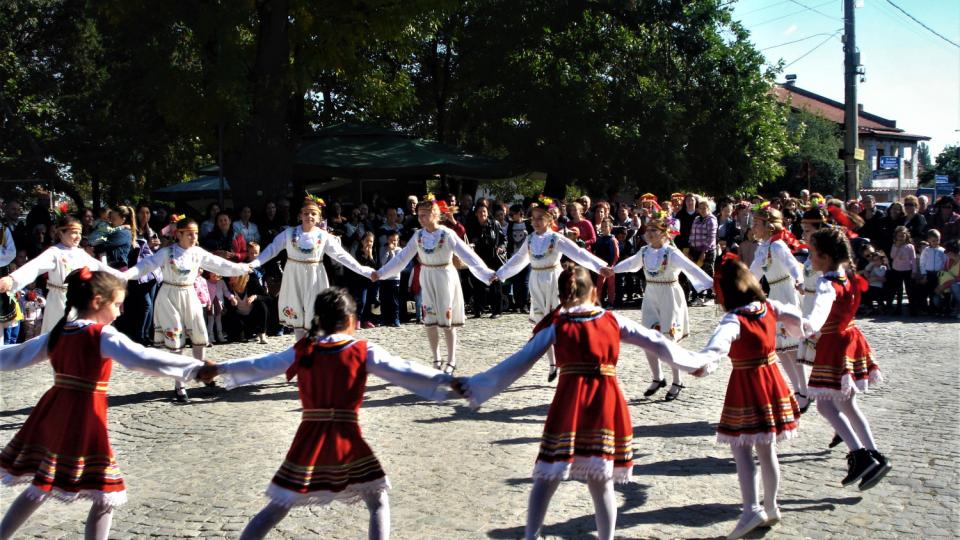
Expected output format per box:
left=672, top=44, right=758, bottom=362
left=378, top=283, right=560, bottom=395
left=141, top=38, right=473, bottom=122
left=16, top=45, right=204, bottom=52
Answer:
left=854, top=148, right=865, bottom=161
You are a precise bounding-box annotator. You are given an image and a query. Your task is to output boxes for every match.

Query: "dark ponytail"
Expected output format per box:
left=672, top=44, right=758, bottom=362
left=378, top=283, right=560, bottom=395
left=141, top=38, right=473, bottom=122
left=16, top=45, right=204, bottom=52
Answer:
left=47, top=268, right=127, bottom=353
left=557, top=263, right=594, bottom=306
left=810, top=227, right=854, bottom=266
left=300, top=287, right=357, bottom=367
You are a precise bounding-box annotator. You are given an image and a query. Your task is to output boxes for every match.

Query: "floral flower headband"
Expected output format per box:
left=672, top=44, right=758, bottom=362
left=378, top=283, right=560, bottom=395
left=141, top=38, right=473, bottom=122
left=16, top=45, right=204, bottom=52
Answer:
left=302, top=194, right=325, bottom=209
left=537, top=194, right=557, bottom=209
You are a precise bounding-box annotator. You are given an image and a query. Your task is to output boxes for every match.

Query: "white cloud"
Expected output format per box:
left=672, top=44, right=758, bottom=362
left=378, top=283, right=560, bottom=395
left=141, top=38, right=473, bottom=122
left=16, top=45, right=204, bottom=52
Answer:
left=784, top=24, right=798, bottom=36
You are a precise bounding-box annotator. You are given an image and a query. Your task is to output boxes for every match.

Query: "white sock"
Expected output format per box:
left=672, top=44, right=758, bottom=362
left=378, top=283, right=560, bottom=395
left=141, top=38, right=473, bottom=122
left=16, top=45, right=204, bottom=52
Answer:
left=755, top=443, right=780, bottom=512
left=546, top=345, right=556, bottom=368
left=239, top=503, right=289, bottom=540
left=587, top=478, right=617, bottom=540
left=835, top=396, right=878, bottom=451
left=816, top=399, right=863, bottom=451
left=778, top=350, right=808, bottom=395
left=731, top=445, right=762, bottom=514
left=362, top=491, right=390, bottom=540
left=0, top=490, right=45, bottom=539
left=644, top=351, right=663, bottom=381
left=443, top=327, right=457, bottom=369
left=525, top=478, right=561, bottom=540
left=84, top=503, right=113, bottom=540
left=425, top=326, right=441, bottom=366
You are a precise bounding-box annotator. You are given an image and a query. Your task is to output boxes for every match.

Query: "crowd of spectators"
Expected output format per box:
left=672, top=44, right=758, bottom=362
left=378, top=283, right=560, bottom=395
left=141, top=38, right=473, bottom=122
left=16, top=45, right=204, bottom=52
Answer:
left=2, top=185, right=959, bottom=345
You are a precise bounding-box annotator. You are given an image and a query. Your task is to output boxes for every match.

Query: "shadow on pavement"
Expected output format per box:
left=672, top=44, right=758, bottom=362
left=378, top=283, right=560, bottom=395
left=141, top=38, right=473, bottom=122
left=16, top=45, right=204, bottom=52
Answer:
left=632, top=456, right=735, bottom=477
left=633, top=420, right=717, bottom=438
left=415, top=402, right=549, bottom=425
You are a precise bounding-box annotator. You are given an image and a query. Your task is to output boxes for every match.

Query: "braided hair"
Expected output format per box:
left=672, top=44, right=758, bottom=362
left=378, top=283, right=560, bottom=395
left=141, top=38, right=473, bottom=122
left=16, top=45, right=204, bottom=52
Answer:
left=300, top=287, right=357, bottom=368
left=810, top=227, right=854, bottom=266
left=47, top=268, right=126, bottom=353
left=557, top=263, right=594, bottom=307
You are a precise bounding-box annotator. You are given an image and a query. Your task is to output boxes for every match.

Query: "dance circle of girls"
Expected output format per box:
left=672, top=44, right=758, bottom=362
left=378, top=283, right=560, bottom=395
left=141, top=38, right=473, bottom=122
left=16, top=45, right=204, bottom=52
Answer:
left=1, top=229, right=894, bottom=539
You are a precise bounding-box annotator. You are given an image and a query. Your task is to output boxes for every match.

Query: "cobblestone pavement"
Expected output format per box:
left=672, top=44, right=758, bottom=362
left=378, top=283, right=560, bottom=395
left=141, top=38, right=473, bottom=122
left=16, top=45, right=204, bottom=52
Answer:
left=1, top=306, right=958, bottom=539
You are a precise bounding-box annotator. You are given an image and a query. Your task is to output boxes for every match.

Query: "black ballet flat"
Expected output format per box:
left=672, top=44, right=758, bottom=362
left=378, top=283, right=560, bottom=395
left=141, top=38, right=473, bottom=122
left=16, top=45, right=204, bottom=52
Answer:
left=664, top=383, right=684, bottom=402
left=643, top=378, right=667, bottom=397
left=547, top=366, right=558, bottom=383
left=443, top=363, right=457, bottom=375
left=828, top=433, right=844, bottom=449
left=795, top=393, right=811, bottom=414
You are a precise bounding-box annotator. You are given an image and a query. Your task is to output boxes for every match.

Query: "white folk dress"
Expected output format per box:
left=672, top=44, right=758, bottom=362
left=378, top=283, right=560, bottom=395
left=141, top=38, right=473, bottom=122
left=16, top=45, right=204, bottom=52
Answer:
left=252, top=226, right=374, bottom=329
left=378, top=227, right=494, bottom=327
left=7, top=244, right=126, bottom=334
left=749, top=239, right=804, bottom=352
left=126, top=245, right=249, bottom=349
left=612, top=245, right=712, bottom=341
left=798, top=258, right=822, bottom=364
left=496, top=231, right=608, bottom=323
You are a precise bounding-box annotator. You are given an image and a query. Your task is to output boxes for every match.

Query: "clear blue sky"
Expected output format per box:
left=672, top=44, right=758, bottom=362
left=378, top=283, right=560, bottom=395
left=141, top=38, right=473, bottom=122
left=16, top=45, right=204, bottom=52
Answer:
left=731, top=0, right=960, bottom=157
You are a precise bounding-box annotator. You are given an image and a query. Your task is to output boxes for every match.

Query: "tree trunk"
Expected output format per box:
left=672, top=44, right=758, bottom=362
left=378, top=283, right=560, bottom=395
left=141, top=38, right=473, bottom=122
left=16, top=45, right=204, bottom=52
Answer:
left=225, top=0, right=293, bottom=212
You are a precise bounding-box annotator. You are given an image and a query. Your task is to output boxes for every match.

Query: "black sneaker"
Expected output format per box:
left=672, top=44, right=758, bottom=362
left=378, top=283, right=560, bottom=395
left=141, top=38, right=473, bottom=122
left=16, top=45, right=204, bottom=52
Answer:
left=841, top=448, right=879, bottom=486
left=859, top=450, right=892, bottom=491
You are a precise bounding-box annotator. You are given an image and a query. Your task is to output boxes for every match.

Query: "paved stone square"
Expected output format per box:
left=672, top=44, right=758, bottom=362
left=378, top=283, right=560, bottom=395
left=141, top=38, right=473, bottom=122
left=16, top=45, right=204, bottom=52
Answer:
left=1, top=307, right=958, bottom=539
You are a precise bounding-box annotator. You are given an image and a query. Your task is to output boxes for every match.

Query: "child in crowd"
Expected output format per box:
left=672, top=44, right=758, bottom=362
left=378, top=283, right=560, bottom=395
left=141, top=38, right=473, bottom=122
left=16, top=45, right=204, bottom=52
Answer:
left=593, top=217, right=619, bottom=308
left=205, top=272, right=232, bottom=344
left=806, top=228, right=891, bottom=490
left=0, top=269, right=214, bottom=539
left=18, top=286, right=46, bottom=341
left=859, top=251, right=888, bottom=315
left=460, top=265, right=707, bottom=540
left=379, top=231, right=402, bottom=327
left=350, top=231, right=379, bottom=329
left=887, top=226, right=916, bottom=315
left=917, top=229, right=947, bottom=313
left=612, top=226, right=635, bottom=307
left=934, top=239, right=960, bottom=317
left=209, top=287, right=460, bottom=540
left=693, top=256, right=803, bottom=539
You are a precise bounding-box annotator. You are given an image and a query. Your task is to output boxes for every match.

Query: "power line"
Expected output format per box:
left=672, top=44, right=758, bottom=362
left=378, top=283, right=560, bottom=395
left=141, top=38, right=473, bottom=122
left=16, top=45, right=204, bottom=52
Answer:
left=748, top=0, right=838, bottom=27
left=783, top=29, right=842, bottom=68
left=786, top=0, right=841, bottom=21
left=740, top=0, right=792, bottom=16
left=761, top=30, right=843, bottom=50
left=883, top=0, right=960, bottom=48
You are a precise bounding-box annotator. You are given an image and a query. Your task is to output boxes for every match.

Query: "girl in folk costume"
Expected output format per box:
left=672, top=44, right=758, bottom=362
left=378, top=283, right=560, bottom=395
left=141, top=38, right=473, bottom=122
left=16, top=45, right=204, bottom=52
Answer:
left=692, top=256, right=804, bottom=539
left=0, top=216, right=127, bottom=335
left=608, top=212, right=713, bottom=401
left=372, top=198, right=496, bottom=374
left=460, top=265, right=707, bottom=540
left=796, top=207, right=829, bottom=410
left=805, top=228, right=891, bottom=490
left=250, top=196, right=375, bottom=341
left=496, top=198, right=609, bottom=381
left=122, top=217, right=250, bottom=403
left=208, top=288, right=459, bottom=540
left=747, top=205, right=808, bottom=411
left=0, top=269, right=215, bottom=539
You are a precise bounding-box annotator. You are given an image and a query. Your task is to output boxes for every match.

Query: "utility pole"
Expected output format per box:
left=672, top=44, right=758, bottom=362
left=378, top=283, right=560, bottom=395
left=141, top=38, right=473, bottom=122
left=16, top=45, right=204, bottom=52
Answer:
left=843, top=0, right=859, bottom=201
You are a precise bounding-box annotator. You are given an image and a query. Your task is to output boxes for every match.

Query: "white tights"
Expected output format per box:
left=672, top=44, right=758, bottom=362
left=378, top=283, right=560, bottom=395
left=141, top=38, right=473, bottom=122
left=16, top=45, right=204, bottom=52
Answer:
left=172, top=346, right=205, bottom=392
left=525, top=478, right=616, bottom=540
left=424, top=326, right=457, bottom=370
left=645, top=351, right=681, bottom=387
left=293, top=328, right=307, bottom=342
left=816, top=396, right=877, bottom=451
left=730, top=443, right=780, bottom=514
left=239, top=491, right=389, bottom=540
left=777, top=349, right=808, bottom=396
left=0, top=492, right=113, bottom=540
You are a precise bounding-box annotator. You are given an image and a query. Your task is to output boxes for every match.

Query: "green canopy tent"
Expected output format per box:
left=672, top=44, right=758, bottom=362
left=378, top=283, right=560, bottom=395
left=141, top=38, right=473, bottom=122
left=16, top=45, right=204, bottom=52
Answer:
left=152, top=175, right=230, bottom=199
